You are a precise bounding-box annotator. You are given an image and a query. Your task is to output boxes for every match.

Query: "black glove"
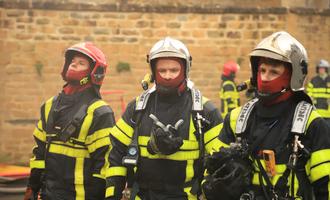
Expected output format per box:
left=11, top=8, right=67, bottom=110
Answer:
left=27, top=168, right=44, bottom=198
left=203, top=147, right=253, bottom=200
left=147, top=126, right=183, bottom=155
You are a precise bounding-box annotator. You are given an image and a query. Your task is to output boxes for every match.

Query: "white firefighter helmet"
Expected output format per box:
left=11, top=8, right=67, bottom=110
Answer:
left=316, top=59, right=330, bottom=73
left=147, top=37, right=192, bottom=78
left=249, top=31, right=308, bottom=92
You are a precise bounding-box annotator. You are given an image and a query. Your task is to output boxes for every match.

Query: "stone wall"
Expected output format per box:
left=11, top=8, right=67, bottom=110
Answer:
left=0, top=0, right=329, bottom=164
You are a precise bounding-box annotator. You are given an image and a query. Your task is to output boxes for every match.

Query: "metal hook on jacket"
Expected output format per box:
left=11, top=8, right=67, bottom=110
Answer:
left=149, top=114, right=184, bottom=132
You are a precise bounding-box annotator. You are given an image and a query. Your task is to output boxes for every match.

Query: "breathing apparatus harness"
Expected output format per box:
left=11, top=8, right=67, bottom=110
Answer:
left=122, top=82, right=209, bottom=198
left=233, top=99, right=313, bottom=200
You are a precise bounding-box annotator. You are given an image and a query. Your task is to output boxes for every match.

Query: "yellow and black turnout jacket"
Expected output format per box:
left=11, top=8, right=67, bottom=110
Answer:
left=28, top=88, right=115, bottom=200
left=219, top=76, right=240, bottom=119
left=307, top=75, right=330, bottom=119
left=218, top=95, right=330, bottom=199
left=107, top=88, right=223, bottom=200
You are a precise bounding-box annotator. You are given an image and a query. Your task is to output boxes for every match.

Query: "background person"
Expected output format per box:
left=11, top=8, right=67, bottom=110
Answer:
left=219, top=61, right=240, bottom=119
left=307, top=59, right=330, bottom=123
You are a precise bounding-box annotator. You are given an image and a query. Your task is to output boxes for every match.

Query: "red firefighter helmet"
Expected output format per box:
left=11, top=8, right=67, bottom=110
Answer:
left=222, top=61, right=240, bottom=77
left=61, top=42, right=108, bottom=85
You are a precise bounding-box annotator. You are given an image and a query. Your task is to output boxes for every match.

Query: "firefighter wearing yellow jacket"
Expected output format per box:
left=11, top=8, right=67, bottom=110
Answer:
left=307, top=59, right=330, bottom=123
left=24, top=42, right=115, bottom=200
left=106, top=37, right=223, bottom=200
left=202, top=31, right=330, bottom=200
left=219, top=61, right=240, bottom=118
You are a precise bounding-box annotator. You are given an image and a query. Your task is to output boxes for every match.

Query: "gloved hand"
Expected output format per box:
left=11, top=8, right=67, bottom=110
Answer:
left=23, top=187, right=38, bottom=200
left=147, top=125, right=183, bottom=155
left=203, top=147, right=253, bottom=200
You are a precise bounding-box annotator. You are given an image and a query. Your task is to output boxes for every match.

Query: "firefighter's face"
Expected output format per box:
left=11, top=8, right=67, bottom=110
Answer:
left=156, top=58, right=182, bottom=80
left=68, top=54, right=90, bottom=72
left=318, top=67, right=327, bottom=75
left=259, top=58, right=285, bottom=81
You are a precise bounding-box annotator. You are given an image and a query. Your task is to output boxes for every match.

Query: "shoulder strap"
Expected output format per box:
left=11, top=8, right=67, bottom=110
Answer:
left=235, top=98, right=258, bottom=135
left=291, top=101, right=313, bottom=135
left=135, top=85, right=156, bottom=111
left=45, top=95, right=59, bottom=134
left=190, top=87, right=203, bottom=112
left=135, top=84, right=204, bottom=112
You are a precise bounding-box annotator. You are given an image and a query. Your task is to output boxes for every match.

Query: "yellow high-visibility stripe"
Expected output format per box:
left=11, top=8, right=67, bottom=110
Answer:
left=185, top=116, right=197, bottom=184
left=222, top=91, right=240, bottom=99
left=44, top=97, right=54, bottom=122
left=307, top=149, right=330, bottom=182
left=184, top=186, right=197, bottom=200
left=78, top=100, right=108, bottom=141
left=315, top=109, right=330, bottom=117
left=75, top=158, right=85, bottom=200
left=30, top=159, right=45, bottom=169
left=206, top=138, right=229, bottom=154
left=229, top=107, right=242, bottom=135
left=307, top=110, right=321, bottom=127
left=310, top=93, right=330, bottom=98
left=100, top=147, right=111, bottom=178
left=140, top=146, right=199, bottom=161
left=33, top=126, right=46, bottom=142
left=185, top=159, right=194, bottom=183
left=220, top=81, right=240, bottom=118
left=252, top=161, right=287, bottom=186
left=86, top=136, right=110, bottom=153
left=309, top=149, right=330, bottom=168
left=92, top=174, right=104, bottom=179
left=204, top=123, right=223, bottom=144
left=309, top=88, right=327, bottom=93
left=309, top=162, right=330, bottom=183
left=85, top=127, right=111, bottom=145
left=107, top=166, right=127, bottom=177
left=116, top=118, right=134, bottom=138
left=138, top=136, right=199, bottom=150
left=105, top=186, right=115, bottom=197
left=51, top=140, right=85, bottom=148
left=36, top=120, right=43, bottom=130
left=111, top=125, right=132, bottom=146
left=49, top=143, right=90, bottom=158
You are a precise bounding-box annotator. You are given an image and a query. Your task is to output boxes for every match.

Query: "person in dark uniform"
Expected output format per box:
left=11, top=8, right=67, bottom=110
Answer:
left=203, top=31, right=330, bottom=200
left=24, top=42, right=115, bottom=200
left=307, top=59, right=330, bottom=123
left=219, top=61, right=240, bottom=119
left=106, top=37, right=223, bottom=200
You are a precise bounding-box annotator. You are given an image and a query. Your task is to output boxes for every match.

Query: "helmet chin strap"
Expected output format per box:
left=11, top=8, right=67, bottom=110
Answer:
left=257, top=88, right=288, bottom=103
left=156, top=79, right=186, bottom=96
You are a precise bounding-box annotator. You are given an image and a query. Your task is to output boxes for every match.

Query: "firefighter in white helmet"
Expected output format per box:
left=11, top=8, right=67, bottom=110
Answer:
left=307, top=59, right=330, bottom=123
left=203, top=31, right=330, bottom=200
left=107, top=37, right=223, bottom=200
left=24, top=42, right=115, bottom=200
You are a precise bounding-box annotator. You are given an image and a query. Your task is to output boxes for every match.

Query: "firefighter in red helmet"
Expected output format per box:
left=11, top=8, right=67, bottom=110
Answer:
left=24, top=42, right=115, bottom=200
left=219, top=61, right=240, bottom=118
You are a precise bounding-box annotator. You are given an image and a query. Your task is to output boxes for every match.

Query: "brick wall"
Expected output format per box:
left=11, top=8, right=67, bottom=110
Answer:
left=0, top=0, right=330, bottom=164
